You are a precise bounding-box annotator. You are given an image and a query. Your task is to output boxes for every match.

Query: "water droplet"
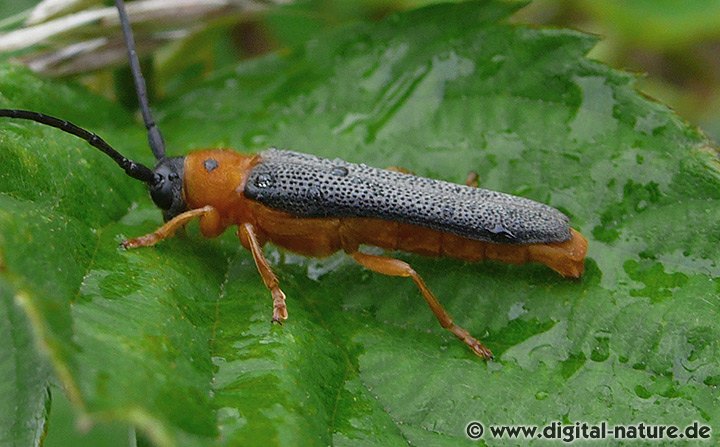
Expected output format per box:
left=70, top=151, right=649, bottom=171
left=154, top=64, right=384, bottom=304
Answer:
left=306, top=186, right=323, bottom=201
left=590, top=335, right=610, bottom=362
left=254, top=173, right=275, bottom=188
left=507, top=302, right=527, bottom=320
left=634, top=385, right=651, bottom=399
left=331, top=166, right=349, bottom=177
left=488, top=223, right=515, bottom=239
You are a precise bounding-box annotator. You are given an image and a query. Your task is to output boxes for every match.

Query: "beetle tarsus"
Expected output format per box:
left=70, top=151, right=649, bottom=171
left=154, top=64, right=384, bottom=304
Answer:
left=453, top=327, right=494, bottom=360
left=121, top=234, right=159, bottom=249
left=271, top=288, right=288, bottom=323
left=240, top=223, right=291, bottom=325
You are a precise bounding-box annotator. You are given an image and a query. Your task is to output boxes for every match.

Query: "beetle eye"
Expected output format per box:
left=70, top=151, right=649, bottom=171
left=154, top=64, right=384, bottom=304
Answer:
left=150, top=174, right=173, bottom=210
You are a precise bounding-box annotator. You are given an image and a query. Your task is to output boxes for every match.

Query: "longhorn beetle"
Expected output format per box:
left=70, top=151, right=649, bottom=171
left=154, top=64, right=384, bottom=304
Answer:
left=0, top=0, right=587, bottom=359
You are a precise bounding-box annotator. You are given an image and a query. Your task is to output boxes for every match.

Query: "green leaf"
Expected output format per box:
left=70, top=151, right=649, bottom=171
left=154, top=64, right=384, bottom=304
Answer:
left=1, top=2, right=719, bottom=446
left=0, top=282, right=51, bottom=447
left=579, top=0, right=720, bottom=47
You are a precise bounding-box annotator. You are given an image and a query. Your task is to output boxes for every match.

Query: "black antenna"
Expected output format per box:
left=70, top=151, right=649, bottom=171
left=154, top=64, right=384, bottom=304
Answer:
left=115, top=0, right=166, bottom=160
left=0, top=109, right=155, bottom=183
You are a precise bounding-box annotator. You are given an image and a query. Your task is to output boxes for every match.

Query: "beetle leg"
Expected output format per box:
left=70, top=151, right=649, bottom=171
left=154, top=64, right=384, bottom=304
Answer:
left=122, top=206, right=217, bottom=249
left=388, top=166, right=479, bottom=187
left=238, top=223, right=288, bottom=324
left=465, top=171, right=479, bottom=188
left=349, top=251, right=493, bottom=360
left=385, top=166, right=415, bottom=175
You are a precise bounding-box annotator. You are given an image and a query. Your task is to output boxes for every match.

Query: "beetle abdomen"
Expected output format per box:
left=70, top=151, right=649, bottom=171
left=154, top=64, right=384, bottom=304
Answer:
left=244, top=149, right=571, bottom=244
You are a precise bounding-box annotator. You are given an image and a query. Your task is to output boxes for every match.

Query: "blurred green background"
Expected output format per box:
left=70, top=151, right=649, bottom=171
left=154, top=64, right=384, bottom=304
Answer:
left=514, top=0, right=720, bottom=143
left=1, top=1, right=718, bottom=445
left=2, top=0, right=719, bottom=142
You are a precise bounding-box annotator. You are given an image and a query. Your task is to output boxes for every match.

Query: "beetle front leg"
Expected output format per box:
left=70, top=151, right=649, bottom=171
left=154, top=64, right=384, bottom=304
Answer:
left=349, top=251, right=493, bottom=360
left=238, top=223, right=288, bottom=324
left=122, top=205, right=218, bottom=248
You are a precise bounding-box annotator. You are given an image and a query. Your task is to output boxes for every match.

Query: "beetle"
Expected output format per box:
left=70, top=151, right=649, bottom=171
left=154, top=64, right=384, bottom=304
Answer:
left=0, top=0, right=587, bottom=359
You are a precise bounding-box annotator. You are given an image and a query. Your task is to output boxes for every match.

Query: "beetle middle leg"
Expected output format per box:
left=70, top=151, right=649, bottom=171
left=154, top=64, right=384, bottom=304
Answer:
left=238, top=223, right=288, bottom=323
left=349, top=251, right=493, bottom=360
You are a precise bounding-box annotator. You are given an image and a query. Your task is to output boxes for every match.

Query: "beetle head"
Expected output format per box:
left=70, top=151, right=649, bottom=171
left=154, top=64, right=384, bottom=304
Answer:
left=149, top=156, right=187, bottom=221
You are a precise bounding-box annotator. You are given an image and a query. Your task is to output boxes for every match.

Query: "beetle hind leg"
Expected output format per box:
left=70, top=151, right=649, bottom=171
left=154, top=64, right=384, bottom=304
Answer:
left=239, top=223, right=288, bottom=323
left=388, top=166, right=479, bottom=187
left=349, top=251, right=493, bottom=360
left=465, top=171, right=479, bottom=188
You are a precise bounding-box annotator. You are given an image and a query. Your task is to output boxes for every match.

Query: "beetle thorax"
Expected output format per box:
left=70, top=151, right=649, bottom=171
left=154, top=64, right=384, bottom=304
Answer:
left=183, top=149, right=258, bottom=216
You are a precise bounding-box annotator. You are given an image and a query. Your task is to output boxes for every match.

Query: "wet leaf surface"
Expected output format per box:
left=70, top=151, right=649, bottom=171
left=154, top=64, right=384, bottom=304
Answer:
left=1, top=2, right=718, bottom=445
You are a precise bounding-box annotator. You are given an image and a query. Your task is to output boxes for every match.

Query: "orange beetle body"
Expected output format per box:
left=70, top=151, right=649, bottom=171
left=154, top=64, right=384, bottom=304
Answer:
left=118, top=148, right=583, bottom=359
left=183, top=149, right=587, bottom=279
